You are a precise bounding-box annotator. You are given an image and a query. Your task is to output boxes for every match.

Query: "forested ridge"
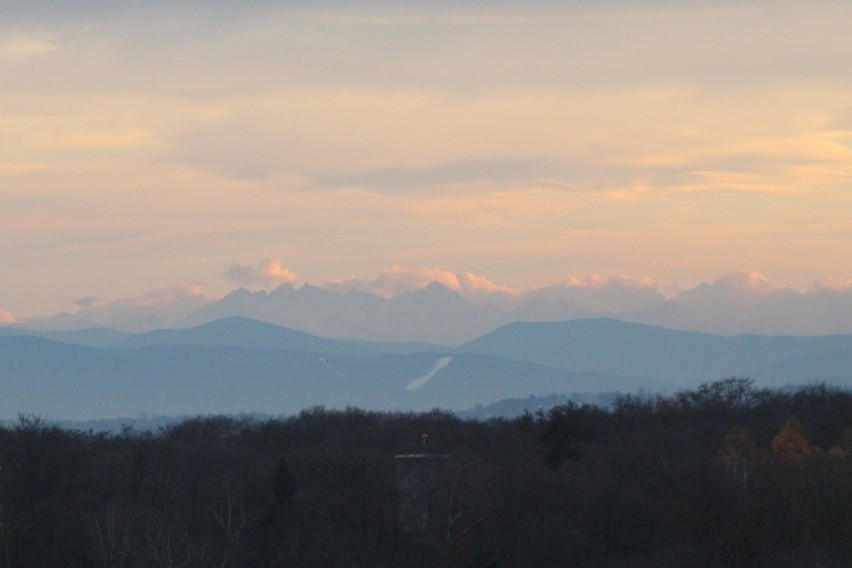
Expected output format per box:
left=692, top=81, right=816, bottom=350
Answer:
left=1, top=379, right=850, bottom=567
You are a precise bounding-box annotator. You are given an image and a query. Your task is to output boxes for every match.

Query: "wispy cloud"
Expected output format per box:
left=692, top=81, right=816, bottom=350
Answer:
left=49, top=227, right=223, bottom=255
left=321, top=157, right=575, bottom=192
left=0, top=158, right=44, bottom=176
left=0, top=35, right=58, bottom=54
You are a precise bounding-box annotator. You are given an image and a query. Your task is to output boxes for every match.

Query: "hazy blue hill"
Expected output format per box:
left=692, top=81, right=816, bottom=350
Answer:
left=4, top=318, right=367, bottom=353
left=0, top=335, right=101, bottom=370
left=339, top=338, right=451, bottom=355
left=7, top=318, right=852, bottom=421
left=750, top=348, right=852, bottom=386
left=0, top=326, right=132, bottom=348
left=112, top=316, right=447, bottom=356
left=0, top=336, right=132, bottom=418
left=459, top=318, right=852, bottom=385
left=0, top=335, right=650, bottom=420
left=0, top=335, right=373, bottom=418
left=112, top=316, right=376, bottom=355
left=396, top=352, right=667, bottom=411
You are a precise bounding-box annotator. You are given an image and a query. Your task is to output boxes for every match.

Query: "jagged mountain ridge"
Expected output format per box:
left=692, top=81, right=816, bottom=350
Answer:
left=17, top=275, right=852, bottom=341
left=180, top=282, right=505, bottom=345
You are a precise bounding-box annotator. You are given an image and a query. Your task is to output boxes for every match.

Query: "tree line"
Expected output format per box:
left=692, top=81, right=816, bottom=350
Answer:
left=0, top=378, right=850, bottom=567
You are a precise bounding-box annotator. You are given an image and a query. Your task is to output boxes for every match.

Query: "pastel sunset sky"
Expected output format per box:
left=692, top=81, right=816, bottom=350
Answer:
left=3, top=1, right=852, bottom=318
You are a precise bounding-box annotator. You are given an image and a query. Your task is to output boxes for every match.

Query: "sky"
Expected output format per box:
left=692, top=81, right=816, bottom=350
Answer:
left=2, top=0, right=852, bottom=320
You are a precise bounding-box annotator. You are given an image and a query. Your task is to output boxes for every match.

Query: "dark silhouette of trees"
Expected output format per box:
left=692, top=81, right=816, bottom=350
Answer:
left=0, top=380, right=849, bottom=566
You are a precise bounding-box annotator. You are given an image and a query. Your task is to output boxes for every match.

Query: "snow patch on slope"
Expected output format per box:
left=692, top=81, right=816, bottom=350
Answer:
left=406, top=356, right=452, bottom=391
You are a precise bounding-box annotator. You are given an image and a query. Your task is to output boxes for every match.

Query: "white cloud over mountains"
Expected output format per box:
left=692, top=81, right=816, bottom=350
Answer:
left=116, top=282, right=205, bottom=307
left=321, top=265, right=516, bottom=300
left=528, top=274, right=666, bottom=313
left=676, top=270, right=781, bottom=311
left=814, top=276, right=852, bottom=291
left=224, top=258, right=298, bottom=289
left=46, top=282, right=208, bottom=331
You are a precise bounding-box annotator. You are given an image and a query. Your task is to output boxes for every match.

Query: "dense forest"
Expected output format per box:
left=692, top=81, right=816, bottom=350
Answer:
left=1, top=379, right=850, bottom=567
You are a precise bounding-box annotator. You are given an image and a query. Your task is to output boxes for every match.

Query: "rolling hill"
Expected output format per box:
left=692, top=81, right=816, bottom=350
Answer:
left=0, top=333, right=648, bottom=420
left=458, top=318, right=852, bottom=385
left=3, top=316, right=852, bottom=421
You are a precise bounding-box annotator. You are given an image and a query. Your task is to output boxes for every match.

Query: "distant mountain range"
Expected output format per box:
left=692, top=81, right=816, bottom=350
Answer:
left=2, top=316, right=851, bottom=420
left=180, top=282, right=507, bottom=345
left=15, top=271, right=852, bottom=344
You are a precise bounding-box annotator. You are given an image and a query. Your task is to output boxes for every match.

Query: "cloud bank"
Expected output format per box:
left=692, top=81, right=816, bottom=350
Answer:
left=321, top=266, right=516, bottom=300
left=58, top=282, right=208, bottom=331
left=528, top=274, right=666, bottom=313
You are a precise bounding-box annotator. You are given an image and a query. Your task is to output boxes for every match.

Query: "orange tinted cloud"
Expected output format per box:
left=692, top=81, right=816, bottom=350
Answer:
left=814, top=276, right=852, bottom=291
left=224, top=258, right=298, bottom=289
left=0, top=306, right=17, bottom=324
left=322, top=265, right=516, bottom=298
